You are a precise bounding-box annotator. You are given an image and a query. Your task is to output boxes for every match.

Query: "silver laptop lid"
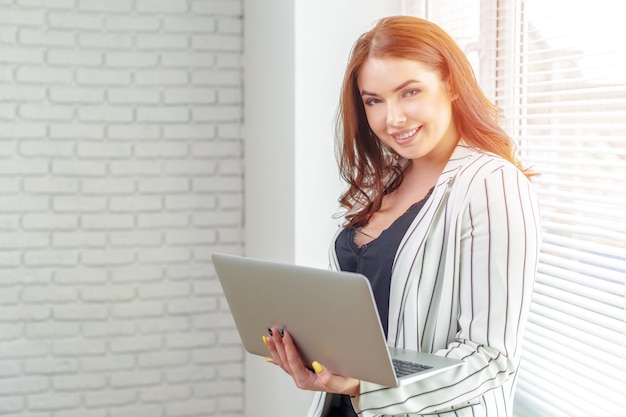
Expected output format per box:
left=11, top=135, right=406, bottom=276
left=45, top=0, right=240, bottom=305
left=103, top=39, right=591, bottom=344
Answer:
left=212, top=252, right=399, bottom=386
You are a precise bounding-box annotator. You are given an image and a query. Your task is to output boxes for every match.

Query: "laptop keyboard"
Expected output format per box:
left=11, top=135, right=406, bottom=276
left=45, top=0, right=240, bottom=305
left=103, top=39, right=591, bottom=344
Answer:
left=392, top=359, right=432, bottom=377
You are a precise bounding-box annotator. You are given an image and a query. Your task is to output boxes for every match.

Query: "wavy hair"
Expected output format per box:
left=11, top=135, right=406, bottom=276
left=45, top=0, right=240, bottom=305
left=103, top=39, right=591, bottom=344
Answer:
left=336, top=16, right=531, bottom=227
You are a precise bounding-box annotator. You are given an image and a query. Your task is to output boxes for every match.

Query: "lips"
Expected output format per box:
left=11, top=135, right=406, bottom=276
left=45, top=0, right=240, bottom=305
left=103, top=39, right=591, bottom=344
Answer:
left=391, top=126, right=421, bottom=144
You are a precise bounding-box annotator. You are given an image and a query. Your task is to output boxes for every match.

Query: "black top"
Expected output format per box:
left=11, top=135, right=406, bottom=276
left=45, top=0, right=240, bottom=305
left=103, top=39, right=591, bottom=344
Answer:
left=329, top=188, right=433, bottom=417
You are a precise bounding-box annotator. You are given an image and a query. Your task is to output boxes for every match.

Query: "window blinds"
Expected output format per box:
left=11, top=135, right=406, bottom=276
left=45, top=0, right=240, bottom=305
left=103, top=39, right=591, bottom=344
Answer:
left=417, top=0, right=626, bottom=415
left=497, top=2, right=626, bottom=416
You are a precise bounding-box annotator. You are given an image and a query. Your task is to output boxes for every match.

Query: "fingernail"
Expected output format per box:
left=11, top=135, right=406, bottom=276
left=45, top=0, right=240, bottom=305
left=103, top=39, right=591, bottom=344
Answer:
left=262, top=335, right=268, bottom=346
left=312, top=361, right=324, bottom=374
left=267, top=327, right=273, bottom=336
left=279, top=327, right=285, bottom=337
left=265, top=357, right=272, bottom=363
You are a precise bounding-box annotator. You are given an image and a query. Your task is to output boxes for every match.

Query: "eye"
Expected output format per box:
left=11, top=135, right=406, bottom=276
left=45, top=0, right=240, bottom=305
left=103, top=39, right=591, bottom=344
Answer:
left=364, top=97, right=382, bottom=106
left=403, top=88, right=420, bottom=98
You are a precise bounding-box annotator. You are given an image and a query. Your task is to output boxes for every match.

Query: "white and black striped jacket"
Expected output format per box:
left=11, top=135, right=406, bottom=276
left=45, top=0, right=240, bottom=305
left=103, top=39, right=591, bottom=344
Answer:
left=307, top=142, right=542, bottom=417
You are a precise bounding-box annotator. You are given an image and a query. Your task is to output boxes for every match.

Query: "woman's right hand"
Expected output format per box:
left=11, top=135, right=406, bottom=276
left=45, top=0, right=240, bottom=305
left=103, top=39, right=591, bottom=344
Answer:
left=263, top=326, right=360, bottom=397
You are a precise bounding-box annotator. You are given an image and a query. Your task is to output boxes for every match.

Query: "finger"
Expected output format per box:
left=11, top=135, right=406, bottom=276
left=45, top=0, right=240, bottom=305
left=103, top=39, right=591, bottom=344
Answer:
left=263, top=335, right=279, bottom=363
left=269, top=327, right=291, bottom=371
left=312, top=360, right=325, bottom=376
left=264, top=333, right=285, bottom=368
left=309, top=360, right=329, bottom=387
left=281, top=330, right=308, bottom=371
left=281, top=330, right=318, bottom=387
left=311, top=360, right=333, bottom=387
left=310, top=360, right=360, bottom=396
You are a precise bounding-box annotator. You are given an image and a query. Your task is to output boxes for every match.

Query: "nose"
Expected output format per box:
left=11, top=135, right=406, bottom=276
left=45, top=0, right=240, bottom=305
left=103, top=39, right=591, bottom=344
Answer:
left=386, top=101, right=406, bottom=126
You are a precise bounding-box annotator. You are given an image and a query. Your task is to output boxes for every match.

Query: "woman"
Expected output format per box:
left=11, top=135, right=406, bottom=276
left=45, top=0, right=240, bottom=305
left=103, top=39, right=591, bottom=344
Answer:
left=264, top=16, right=541, bottom=417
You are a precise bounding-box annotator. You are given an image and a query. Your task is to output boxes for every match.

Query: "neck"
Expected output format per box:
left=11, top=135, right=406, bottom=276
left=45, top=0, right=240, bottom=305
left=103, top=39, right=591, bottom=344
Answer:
left=412, top=143, right=456, bottom=175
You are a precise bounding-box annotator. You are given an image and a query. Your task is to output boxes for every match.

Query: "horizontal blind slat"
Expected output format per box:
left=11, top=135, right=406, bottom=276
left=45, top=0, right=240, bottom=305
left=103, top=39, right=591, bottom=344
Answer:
left=523, top=321, right=625, bottom=374
left=538, top=258, right=624, bottom=287
left=533, top=274, right=624, bottom=309
left=534, top=197, right=626, bottom=218
left=516, top=362, right=622, bottom=417
left=527, top=302, right=624, bottom=349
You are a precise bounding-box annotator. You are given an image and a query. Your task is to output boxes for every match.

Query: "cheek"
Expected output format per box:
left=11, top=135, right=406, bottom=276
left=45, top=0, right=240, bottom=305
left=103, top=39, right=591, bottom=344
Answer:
left=403, top=101, right=422, bottom=118
left=364, top=106, right=387, bottom=132
left=433, top=104, right=454, bottom=129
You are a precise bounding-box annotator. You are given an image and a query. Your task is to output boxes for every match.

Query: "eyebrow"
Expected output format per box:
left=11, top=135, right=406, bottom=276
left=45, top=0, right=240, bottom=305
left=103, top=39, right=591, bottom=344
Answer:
left=361, top=79, right=421, bottom=96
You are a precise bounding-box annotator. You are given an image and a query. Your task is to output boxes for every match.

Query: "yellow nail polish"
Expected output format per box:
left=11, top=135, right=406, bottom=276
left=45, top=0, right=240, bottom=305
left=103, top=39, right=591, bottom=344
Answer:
left=262, top=335, right=268, bottom=346
left=312, top=361, right=324, bottom=374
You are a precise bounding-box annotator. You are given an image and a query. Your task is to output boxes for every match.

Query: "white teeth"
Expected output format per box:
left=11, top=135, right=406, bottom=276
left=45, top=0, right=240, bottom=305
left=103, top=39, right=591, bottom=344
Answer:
left=396, top=128, right=417, bottom=140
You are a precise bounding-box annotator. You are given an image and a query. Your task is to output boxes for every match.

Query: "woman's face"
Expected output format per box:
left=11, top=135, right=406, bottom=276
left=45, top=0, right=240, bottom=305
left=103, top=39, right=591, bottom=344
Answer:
left=357, top=57, right=459, bottom=164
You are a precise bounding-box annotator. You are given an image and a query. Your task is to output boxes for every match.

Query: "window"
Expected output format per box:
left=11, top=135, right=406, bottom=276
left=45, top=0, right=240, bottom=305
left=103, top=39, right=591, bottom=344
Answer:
left=412, top=0, right=626, bottom=415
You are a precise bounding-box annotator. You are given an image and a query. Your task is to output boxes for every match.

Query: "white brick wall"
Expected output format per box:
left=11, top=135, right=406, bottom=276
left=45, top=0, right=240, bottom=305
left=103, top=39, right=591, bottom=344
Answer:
left=0, top=0, right=244, bottom=416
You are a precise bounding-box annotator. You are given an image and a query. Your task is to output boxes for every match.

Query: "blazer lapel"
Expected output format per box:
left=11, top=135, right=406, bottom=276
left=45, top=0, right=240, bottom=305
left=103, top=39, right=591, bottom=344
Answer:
left=387, top=143, right=476, bottom=348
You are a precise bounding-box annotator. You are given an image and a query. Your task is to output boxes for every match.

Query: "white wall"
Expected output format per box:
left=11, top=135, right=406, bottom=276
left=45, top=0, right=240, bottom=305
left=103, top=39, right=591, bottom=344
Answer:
left=244, top=1, right=403, bottom=416
left=0, top=1, right=244, bottom=416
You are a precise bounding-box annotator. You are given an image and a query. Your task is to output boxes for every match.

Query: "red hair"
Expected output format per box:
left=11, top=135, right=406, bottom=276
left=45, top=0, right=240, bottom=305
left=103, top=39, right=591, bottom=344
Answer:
left=337, top=16, right=531, bottom=226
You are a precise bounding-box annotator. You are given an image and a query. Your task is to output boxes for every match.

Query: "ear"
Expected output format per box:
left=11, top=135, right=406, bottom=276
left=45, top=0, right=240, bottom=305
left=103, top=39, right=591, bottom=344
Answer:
left=446, top=79, right=458, bottom=101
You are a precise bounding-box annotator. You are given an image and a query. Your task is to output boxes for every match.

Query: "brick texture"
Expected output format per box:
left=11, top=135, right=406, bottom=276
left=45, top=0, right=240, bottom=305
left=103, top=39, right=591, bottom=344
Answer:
left=0, top=0, right=244, bottom=416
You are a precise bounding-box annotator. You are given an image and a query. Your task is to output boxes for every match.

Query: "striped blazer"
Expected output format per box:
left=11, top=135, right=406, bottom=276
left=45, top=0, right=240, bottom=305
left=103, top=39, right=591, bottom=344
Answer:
left=306, top=143, right=542, bottom=417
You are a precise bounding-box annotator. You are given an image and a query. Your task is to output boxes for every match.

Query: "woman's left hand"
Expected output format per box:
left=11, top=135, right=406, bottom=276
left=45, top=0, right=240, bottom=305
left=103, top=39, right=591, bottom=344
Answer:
left=264, top=326, right=360, bottom=396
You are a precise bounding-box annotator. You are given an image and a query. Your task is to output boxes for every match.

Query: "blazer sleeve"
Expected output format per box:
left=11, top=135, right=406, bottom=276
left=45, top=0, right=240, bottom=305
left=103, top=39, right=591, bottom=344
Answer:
left=352, top=164, right=542, bottom=416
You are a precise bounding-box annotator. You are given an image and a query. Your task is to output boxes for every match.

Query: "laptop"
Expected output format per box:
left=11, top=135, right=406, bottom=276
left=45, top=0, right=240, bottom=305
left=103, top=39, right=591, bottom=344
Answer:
left=212, top=252, right=463, bottom=387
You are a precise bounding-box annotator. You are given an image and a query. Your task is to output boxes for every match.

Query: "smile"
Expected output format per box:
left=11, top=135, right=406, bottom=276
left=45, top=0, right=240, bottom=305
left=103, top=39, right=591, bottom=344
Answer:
left=392, top=127, right=420, bottom=143
left=396, top=129, right=417, bottom=140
